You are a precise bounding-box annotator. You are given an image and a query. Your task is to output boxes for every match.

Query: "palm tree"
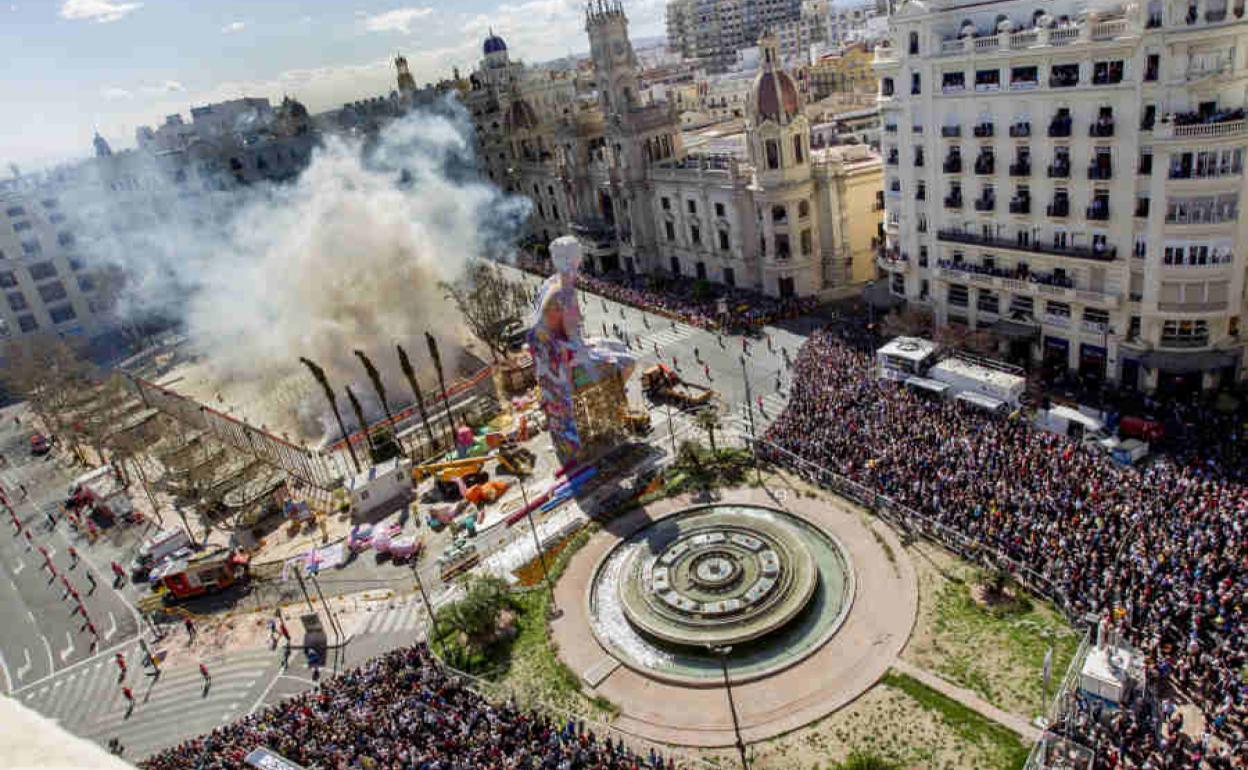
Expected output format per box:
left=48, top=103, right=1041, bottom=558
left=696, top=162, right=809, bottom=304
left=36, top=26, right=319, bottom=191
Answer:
left=397, top=344, right=438, bottom=456
left=693, top=406, right=721, bottom=455
left=354, top=350, right=406, bottom=459
left=299, top=357, right=360, bottom=474
left=425, top=332, right=455, bottom=446
left=343, top=385, right=375, bottom=464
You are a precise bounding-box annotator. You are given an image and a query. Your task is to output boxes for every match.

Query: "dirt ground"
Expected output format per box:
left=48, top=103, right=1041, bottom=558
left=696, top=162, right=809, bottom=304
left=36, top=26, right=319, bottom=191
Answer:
left=704, top=680, right=1017, bottom=770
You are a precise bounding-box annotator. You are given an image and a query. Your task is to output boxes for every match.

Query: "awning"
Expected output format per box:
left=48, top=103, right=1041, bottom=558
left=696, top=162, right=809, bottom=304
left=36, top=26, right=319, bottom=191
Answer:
left=955, top=391, right=1006, bottom=412
left=1133, top=348, right=1240, bottom=373
left=905, top=376, right=951, bottom=395
left=864, top=281, right=904, bottom=309
left=992, top=319, right=1040, bottom=339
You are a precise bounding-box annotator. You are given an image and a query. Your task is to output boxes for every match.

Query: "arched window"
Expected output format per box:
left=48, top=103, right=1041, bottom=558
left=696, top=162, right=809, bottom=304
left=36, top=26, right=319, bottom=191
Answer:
left=765, top=139, right=781, bottom=169
left=908, top=31, right=919, bottom=55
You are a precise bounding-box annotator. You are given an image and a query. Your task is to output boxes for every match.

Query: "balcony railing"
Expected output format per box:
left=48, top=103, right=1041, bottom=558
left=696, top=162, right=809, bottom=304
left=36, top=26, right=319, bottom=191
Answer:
left=944, top=195, right=964, bottom=209
left=1048, top=163, right=1071, bottom=178
left=1086, top=204, right=1110, bottom=221
left=1009, top=162, right=1031, bottom=176
left=1089, top=120, right=1115, bottom=138
left=973, top=124, right=995, bottom=138
left=1009, top=198, right=1031, bottom=214
left=936, top=227, right=1117, bottom=262
left=943, top=158, right=963, bottom=173
left=886, top=153, right=899, bottom=165
left=1048, top=120, right=1073, bottom=137
left=1048, top=201, right=1070, bottom=217
left=1009, top=122, right=1032, bottom=137
left=974, top=159, right=995, bottom=174
left=1156, top=118, right=1248, bottom=140
left=1088, top=163, right=1113, bottom=180
left=942, top=125, right=962, bottom=138
left=974, top=197, right=996, bottom=212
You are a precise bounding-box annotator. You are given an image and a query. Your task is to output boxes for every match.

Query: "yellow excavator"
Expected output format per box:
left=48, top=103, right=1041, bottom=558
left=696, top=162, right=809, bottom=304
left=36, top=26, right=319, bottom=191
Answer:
left=412, top=443, right=535, bottom=483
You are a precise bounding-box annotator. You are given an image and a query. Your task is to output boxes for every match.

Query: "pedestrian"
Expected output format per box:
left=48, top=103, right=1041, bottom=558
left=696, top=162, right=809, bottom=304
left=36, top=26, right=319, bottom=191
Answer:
left=85, top=570, right=97, bottom=594
left=20, top=483, right=29, bottom=500
left=704, top=364, right=711, bottom=381
left=199, top=662, right=210, bottom=683
left=23, top=529, right=32, bottom=549
left=67, top=545, right=78, bottom=569
left=85, top=620, right=97, bottom=638
left=278, top=619, right=290, bottom=642
left=111, top=561, right=125, bottom=588
left=183, top=616, right=196, bottom=642
left=121, top=685, right=133, bottom=705
left=267, top=618, right=278, bottom=649
left=60, top=574, right=72, bottom=599
left=116, top=652, right=126, bottom=678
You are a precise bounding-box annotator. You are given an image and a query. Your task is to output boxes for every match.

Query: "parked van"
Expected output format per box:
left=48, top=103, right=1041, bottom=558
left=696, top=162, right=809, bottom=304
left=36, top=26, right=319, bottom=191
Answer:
left=130, top=528, right=193, bottom=579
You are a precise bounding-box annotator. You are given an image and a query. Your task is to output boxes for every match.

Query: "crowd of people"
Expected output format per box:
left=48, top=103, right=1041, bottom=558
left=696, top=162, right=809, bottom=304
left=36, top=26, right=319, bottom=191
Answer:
left=516, top=256, right=816, bottom=331
left=763, top=328, right=1247, bottom=770
left=142, top=644, right=681, bottom=770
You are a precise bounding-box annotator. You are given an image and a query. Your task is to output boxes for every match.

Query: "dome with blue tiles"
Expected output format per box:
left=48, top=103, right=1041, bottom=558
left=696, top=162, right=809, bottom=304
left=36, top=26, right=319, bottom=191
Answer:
left=484, top=30, right=507, bottom=56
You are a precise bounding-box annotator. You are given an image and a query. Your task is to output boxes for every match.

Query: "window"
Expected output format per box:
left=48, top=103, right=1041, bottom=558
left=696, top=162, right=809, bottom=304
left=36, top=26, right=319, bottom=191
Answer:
left=661, top=197, right=671, bottom=210
left=1050, top=63, right=1079, bottom=88
left=690, top=225, right=701, bottom=245
left=1010, top=295, right=1034, bottom=319
left=942, top=71, right=965, bottom=92
left=77, top=275, right=95, bottom=292
left=793, top=135, right=804, bottom=164
left=718, top=230, right=730, bottom=250
left=715, top=202, right=726, bottom=217
left=911, top=72, right=921, bottom=95
left=1046, top=301, right=1071, bottom=318
left=800, top=229, right=812, bottom=256
left=881, top=77, right=895, bottom=96
left=1010, top=65, right=1039, bottom=89
left=687, top=199, right=697, bottom=215
left=775, top=234, right=791, bottom=259
left=28, top=262, right=55, bottom=281
left=948, top=284, right=969, bottom=307
left=1092, top=60, right=1124, bottom=85
left=12, top=221, right=31, bottom=232
left=765, top=140, right=781, bottom=169
left=38, top=281, right=67, bottom=303
left=5, top=206, right=25, bottom=217
left=908, top=31, right=919, bottom=55
left=49, top=305, right=77, bottom=324
left=0, top=271, right=14, bottom=288
left=974, top=69, right=1001, bottom=91
left=1169, top=148, right=1244, bottom=179
left=670, top=257, right=681, bottom=275
left=21, top=241, right=41, bottom=257
left=724, top=267, right=735, bottom=287
left=977, top=290, right=1000, bottom=314
left=6, top=292, right=27, bottom=311
left=17, top=315, right=37, bottom=333
left=772, top=205, right=787, bottom=223
left=1161, top=319, right=1209, bottom=347
left=1144, top=53, right=1160, bottom=82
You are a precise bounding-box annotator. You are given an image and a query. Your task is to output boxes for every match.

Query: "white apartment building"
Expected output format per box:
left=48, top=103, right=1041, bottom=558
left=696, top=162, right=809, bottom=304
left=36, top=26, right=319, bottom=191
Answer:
left=667, top=0, right=803, bottom=72
left=874, top=0, right=1248, bottom=394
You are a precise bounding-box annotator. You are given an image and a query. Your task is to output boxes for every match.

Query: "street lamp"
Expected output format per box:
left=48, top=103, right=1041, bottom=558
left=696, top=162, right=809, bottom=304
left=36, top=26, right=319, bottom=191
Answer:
left=707, top=644, right=748, bottom=770
left=519, top=479, right=558, bottom=616
left=410, top=556, right=443, bottom=644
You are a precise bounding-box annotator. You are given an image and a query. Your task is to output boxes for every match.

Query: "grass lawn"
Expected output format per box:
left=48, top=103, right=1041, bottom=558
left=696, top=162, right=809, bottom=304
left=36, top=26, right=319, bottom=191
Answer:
left=903, top=542, right=1082, bottom=717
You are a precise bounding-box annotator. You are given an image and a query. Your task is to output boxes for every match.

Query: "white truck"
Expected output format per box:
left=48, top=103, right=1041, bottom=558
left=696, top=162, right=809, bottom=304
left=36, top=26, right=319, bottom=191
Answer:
left=927, top=357, right=1026, bottom=412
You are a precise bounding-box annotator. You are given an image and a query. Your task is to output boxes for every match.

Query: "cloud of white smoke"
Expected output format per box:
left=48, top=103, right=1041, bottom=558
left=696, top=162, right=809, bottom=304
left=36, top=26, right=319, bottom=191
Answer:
left=66, top=96, right=532, bottom=442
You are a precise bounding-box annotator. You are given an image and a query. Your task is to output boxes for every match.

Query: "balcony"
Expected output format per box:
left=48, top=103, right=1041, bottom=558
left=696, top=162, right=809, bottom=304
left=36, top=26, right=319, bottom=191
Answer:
left=1048, top=200, right=1070, bottom=218
left=886, top=152, right=899, bottom=165
left=1156, top=116, right=1248, bottom=140
left=1088, top=163, right=1113, bottom=180
left=973, top=123, right=995, bottom=138
left=1009, top=161, right=1031, bottom=177
left=1086, top=204, right=1110, bottom=221
left=1050, top=73, right=1080, bottom=88
left=1009, top=198, right=1031, bottom=214
left=885, top=124, right=898, bottom=133
left=941, top=125, right=962, bottom=138
left=974, top=158, right=995, bottom=175
left=1047, top=162, right=1071, bottom=178
left=1048, top=119, right=1073, bottom=138
left=944, top=195, right=964, bottom=209
left=936, top=227, right=1117, bottom=262
left=1089, top=120, right=1115, bottom=138
left=974, top=196, right=996, bottom=212
left=915, top=188, right=926, bottom=200
left=1009, top=122, right=1032, bottom=138
left=935, top=262, right=1116, bottom=309
left=943, top=158, right=963, bottom=173
left=1134, top=200, right=1150, bottom=218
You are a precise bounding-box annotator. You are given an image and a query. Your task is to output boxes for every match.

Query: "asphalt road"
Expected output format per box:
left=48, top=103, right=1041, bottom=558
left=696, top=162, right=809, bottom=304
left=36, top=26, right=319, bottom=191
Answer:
left=0, top=407, right=142, bottom=695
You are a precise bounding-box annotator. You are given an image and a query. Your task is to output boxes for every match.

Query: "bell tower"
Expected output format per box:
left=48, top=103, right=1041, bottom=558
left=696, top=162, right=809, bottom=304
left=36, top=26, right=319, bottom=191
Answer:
left=586, top=0, right=640, bottom=118
left=395, top=53, right=417, bottom=96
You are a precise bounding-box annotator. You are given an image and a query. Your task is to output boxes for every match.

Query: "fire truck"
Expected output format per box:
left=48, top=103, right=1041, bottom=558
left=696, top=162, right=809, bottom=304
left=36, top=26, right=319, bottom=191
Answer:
left=148, top=549, right=251, bottom=601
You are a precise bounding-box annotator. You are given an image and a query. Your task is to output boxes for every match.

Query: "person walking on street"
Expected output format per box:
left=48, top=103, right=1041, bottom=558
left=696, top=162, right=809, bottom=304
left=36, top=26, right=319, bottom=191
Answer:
left=199, top=662, right=210, bottom=687
left=85, top=570, right=97, bottom=594
left=67, top=545, right=77, bottom=569
left=111, top=561, right=125, bottom=588
left=115, top=653, right=127, bottom=682
left=121, top=686, right=133, bottom=708
left=183, top=617, right=196, bottom=643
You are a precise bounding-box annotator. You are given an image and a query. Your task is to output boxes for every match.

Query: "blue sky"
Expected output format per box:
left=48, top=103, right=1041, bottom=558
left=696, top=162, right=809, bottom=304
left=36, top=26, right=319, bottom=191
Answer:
left=2, top=0, right=667, bottom=169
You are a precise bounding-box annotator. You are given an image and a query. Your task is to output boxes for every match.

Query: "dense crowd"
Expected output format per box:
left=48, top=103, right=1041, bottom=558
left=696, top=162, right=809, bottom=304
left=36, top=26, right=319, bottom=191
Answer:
left=516, top=257, right=816, bottom=331
left=143, top=645, right=680, bottom=770
left=764, top=328, right=1247, bottom=770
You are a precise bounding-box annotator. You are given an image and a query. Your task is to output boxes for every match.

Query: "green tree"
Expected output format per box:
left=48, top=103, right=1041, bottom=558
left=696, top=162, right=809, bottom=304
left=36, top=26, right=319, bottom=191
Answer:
left=833, top=751, right=902, bottom=770
left=692, top=406, right=721, bottom=455
left=438, top=575, right=512, bottom=652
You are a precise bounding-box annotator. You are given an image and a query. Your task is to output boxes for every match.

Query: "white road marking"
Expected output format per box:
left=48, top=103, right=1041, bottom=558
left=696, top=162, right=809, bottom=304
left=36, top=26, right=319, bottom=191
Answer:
left=27, top=611, right=35, bottom=624
left=248, top=671, right=281, bottom=715
left=105, top=611, right=117, bottom=642
left=0, top=646, right=11, bottom=693
left=17, top=648, right=33, bottom=681
left=40, top=634, right=53, bottom=674
left=59, top=631, right=74, bottom=662
left=13, top=556, right=24, bottom=575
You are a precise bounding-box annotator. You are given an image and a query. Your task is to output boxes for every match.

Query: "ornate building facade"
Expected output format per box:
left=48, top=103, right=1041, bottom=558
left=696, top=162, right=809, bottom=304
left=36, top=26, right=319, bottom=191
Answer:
left=467, top=1, right=882, bottom=299
left=874, top=0, right=1248, bottom=392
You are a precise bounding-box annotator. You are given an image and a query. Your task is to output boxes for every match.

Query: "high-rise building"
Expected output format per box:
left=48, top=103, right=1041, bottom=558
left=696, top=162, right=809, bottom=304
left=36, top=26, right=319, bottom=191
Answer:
left=874, top=0, right=1248, bottom=393
left=666, top=0, right=803, bottom=73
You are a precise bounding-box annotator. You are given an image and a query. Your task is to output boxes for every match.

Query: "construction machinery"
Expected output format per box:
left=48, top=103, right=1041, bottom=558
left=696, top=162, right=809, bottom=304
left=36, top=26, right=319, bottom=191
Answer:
left=641, top=364, right=716, bottom=409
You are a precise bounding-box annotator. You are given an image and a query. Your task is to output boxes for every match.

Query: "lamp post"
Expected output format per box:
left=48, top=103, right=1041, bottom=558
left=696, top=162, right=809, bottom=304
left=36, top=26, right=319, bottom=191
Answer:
left=520, top=479, right=558, bottom=615
left=707, top=644, right=748, bottom=770
left=410, top=558, right=442, bottom=644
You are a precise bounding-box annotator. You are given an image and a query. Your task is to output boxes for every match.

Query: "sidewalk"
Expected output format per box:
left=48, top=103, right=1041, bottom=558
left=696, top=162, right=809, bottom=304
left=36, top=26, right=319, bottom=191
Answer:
left=891, top=659, right=1042, bottom=742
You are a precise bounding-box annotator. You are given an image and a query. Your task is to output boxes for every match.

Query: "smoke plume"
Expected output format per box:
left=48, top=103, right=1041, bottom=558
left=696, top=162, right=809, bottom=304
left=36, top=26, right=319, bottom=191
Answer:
left=67, top=96, right=531, bottom=442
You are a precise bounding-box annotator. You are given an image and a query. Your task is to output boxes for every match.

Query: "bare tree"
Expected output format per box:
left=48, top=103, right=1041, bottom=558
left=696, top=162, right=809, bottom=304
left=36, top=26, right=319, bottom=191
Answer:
left=299, top=357, right=361, bottom=474
left=880, top=307, right=935, bottom=339
left=440, top=261, right=530, bottom=364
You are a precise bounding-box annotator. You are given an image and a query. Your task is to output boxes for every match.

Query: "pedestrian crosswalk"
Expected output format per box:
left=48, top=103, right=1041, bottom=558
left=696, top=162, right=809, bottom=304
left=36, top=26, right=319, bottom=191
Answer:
left=728, top=391, right=790, bottom=435
left=349, top=600, right=427, bottom=639
left=15, top=641, right=278, bottom=760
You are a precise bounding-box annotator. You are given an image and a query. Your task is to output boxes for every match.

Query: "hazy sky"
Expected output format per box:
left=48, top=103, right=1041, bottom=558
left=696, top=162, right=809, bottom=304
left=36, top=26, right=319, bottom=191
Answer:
left=2, top=0, right=667, bottom=170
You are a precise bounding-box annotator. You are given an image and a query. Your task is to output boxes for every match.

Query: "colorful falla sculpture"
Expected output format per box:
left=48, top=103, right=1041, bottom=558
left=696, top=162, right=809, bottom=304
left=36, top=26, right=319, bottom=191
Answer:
left=527, top=236, right=636, bottom=462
